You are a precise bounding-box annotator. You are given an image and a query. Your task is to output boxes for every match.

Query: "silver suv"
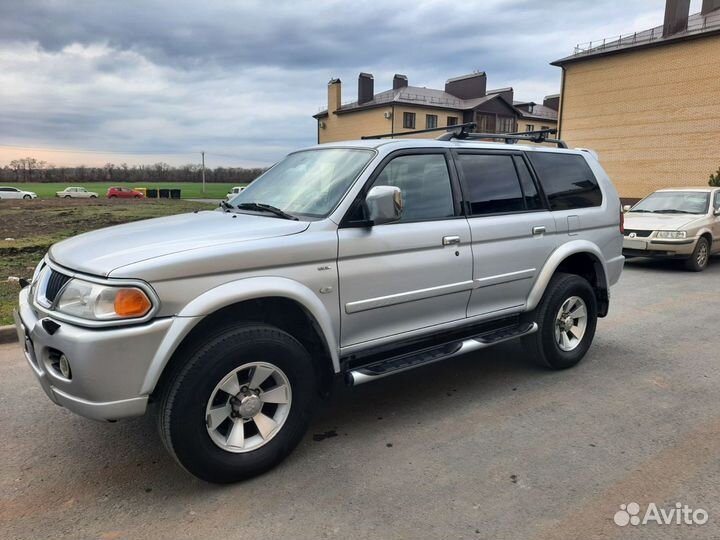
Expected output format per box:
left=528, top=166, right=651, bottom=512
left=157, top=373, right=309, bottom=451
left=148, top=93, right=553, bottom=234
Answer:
left=15, top=130, right=624, bottom=482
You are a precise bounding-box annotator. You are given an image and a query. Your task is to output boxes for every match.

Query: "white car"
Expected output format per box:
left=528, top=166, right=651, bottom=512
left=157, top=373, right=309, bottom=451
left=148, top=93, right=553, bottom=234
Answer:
left=56, top=187, right=99, bottom=199
left=226, top=186, right=245, bottom=198
left=0, top=186, right=37, bottom=200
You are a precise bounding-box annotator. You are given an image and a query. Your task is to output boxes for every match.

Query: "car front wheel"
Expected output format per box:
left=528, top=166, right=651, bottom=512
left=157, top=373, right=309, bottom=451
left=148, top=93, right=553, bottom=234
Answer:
left=685, top=237, right=709, bottom=272
left=23, top=194, right=31, bottom=200
left=522, top=272, right=598, bottom=370
left=157, top=324, right=318, bottom=483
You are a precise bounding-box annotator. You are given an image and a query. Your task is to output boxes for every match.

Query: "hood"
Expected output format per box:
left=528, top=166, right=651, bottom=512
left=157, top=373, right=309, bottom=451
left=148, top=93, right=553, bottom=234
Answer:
left=624, top=212, right=704, bottom=231
left=49, top=210, right=309, bottom=277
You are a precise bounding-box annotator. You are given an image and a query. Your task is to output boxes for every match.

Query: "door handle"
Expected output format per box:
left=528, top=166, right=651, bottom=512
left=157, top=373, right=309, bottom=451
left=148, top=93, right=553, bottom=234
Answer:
left=442, top=235, right=461, bottom=246
left=532, top=226, right=547, bottom=235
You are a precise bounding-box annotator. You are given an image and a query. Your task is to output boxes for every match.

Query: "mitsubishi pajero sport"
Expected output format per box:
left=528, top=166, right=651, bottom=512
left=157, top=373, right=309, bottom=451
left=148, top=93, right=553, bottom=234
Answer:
left=15, top=127, right=624, bottom=482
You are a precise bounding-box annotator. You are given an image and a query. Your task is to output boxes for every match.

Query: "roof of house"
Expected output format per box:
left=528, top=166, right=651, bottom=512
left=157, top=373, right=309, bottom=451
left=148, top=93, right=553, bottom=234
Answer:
left=552, top=8, right=720, bottom=65
left=314, top=85, right=518, bottom=119
left=513, top=102, right=558, bottom=122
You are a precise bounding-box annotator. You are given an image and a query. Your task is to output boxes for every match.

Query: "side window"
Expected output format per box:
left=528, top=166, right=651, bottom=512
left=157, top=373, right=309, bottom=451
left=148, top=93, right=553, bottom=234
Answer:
left=714, top=191, right=720, bottom=210
left=514, top=157, right=542, bottom=210
left=457, top=154, right=526, bottom=215
left=372, top=154, right=454, bottom=222
left=527, top=153, right=602, bottom=211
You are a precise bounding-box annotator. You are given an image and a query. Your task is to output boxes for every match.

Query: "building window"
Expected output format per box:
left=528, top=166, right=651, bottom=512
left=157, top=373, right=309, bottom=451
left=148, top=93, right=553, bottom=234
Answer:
left=403, top=112, right=416, bottom=129
left=497, top=116, right=515, bottom=133
left=526, top=124, right=535, bottom=132
left=447, top=116, right=458, bottom=127
left=425, top=114, right=438, bottom=129
left=476, top=113, right=493, bottom=132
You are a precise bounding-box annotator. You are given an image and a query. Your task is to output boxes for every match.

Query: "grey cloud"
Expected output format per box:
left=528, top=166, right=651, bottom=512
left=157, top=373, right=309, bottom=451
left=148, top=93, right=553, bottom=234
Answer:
left=0, top=0, right=671, bottom=165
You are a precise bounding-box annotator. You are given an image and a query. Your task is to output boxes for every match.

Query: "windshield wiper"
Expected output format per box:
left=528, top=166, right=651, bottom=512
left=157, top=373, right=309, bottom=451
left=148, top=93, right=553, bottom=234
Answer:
left=235, top=202, right=299, bottom=220
left=652, top=209, right=694, bottom=214
left=628, top=209, right=652, bottom=213
left=220, top=200, right=234, bottom=211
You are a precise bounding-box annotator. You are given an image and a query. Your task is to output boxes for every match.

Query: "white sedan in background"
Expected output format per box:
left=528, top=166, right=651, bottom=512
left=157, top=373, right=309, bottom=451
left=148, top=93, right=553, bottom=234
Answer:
left=56, top=186, right=99, bottom=198
left=0, top=186, right=38, bottom=200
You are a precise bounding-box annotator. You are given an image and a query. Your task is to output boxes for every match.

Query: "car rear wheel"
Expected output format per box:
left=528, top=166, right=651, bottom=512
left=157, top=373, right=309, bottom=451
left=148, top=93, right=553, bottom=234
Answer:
left=90, top=195, right=97, bottom=198
left=64, top=195, right=71, bottom=198
left=685, top=237, right=709, bottom=272
left=157, top=323, right=318, bottom=483
left=522, top=272, right=597, bottom=370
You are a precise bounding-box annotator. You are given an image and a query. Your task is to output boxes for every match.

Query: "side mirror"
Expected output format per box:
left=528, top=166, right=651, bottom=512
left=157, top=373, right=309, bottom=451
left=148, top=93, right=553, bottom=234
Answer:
left=714, top=208, right=720, bottom=216
left=622, top=204, right=632, bottom=213
left=365, top=185, right=403, bottom=225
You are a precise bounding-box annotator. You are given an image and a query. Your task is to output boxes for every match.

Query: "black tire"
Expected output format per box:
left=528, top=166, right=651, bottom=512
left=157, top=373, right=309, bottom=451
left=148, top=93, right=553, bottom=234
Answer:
left=64, top=195, right=71, bottom=198
left=684, top=237, right=709, bottom=272
left=157, top=323, right=318, bottom=483
left=23, top=194, right=31, bottom=200
left=90, top=195, right=97, bottom=198
left=522, top=272, right=598, bottom=370
left=108, top=195, right=117, bottom=199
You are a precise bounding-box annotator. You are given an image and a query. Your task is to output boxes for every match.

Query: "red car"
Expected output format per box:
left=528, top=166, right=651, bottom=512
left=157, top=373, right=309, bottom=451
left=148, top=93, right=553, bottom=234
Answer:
left=107, top=186, right=144, bottom=199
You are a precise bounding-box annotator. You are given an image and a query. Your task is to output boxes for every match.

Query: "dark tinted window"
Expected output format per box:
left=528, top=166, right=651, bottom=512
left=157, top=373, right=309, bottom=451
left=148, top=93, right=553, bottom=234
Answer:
left=457, top=154, right=526, bottom=215
left=403, top=112, right=415, bottom=129
left=528, top=153, right=602, bottom=210
left=373, top=154, right=454, bottom=221
left=514, top=156, right=542, bottom=210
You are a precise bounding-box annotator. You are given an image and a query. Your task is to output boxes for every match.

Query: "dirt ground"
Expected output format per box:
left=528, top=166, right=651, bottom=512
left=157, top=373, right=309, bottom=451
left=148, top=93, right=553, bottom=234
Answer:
left=0, top=198, right=214, bottom=325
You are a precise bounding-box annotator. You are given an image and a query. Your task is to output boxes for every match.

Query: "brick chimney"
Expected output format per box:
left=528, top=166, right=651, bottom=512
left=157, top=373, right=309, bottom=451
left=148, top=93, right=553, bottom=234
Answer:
left=663, top=0, right=691, bottom=37
left=702, top=0, right=720, bottom=14
left=358, top=73, right=374, bottom=104
left=543, top=94, right=560, bottom=111
left=445, top=72, right=486, bottom=100
left=393, top=74, right=408, bottom=90
left=328, top=78, right=341, bottom=113
left=487, top=87, right=514, bottom=104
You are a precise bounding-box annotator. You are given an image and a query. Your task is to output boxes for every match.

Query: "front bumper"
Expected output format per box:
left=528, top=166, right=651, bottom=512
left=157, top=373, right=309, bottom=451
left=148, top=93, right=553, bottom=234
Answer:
left=14, top=287, right=173, bottom=421
left=622, top=236, right=696, bottom=258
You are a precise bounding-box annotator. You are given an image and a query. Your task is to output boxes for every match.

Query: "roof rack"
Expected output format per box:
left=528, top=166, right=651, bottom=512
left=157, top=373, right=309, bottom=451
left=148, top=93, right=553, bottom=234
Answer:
left=360, top=122, right=477, bottom=140
left=437, top=127, right=568, bottom=148
left=361, top=123, right=567, bottom=148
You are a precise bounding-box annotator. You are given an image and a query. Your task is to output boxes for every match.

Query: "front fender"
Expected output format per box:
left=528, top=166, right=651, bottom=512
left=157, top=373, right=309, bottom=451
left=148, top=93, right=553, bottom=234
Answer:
left=526, top=240, right=609, bottom=312
left=139, top=276, right=339, bottom=395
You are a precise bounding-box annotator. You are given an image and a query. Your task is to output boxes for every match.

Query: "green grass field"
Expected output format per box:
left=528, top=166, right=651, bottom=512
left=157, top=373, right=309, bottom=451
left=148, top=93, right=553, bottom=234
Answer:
left=4, top=182, right=243, bottom=199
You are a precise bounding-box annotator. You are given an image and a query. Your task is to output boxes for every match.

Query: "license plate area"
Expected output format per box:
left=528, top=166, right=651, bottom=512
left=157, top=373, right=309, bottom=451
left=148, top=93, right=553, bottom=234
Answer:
left=623, top=238, right=647, bottom=250
left=13, top=310, right=39, bottom=371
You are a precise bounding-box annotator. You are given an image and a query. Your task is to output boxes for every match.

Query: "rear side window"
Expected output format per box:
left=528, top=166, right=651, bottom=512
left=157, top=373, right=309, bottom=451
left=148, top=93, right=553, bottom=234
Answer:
left=457, top=154, right=539, bottom=215
left=528, top=153, right=602, bottom=210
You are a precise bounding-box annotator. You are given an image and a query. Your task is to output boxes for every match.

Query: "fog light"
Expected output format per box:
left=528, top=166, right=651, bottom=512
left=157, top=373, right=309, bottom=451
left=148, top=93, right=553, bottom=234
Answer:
left=58, top=354, right=72, bottom=379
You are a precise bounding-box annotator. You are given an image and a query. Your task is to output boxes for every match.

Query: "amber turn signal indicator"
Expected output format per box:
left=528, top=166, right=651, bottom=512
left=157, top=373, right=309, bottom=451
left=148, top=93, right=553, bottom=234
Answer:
left=114, top=288, right=152, bottom=317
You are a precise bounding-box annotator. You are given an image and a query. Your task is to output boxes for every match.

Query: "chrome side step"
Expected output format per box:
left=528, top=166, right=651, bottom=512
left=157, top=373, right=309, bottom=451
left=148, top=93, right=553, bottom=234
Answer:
left=346, top=322, right=538, bottom=386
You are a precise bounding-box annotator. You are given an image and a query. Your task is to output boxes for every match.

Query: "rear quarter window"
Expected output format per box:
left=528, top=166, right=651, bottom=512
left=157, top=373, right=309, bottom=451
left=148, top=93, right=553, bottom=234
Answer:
left=528, top=152, right=602, bottom=211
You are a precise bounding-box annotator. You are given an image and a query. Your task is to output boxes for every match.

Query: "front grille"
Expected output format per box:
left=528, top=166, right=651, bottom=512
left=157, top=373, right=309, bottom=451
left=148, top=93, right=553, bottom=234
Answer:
left=45, top=270, right=71, bottom=303
left=624, top=229, right=652, bottom=238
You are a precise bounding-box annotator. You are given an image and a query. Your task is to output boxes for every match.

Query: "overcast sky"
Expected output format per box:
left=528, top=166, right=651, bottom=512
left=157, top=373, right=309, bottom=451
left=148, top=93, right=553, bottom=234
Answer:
left=0, top=0, right=700, bottom=168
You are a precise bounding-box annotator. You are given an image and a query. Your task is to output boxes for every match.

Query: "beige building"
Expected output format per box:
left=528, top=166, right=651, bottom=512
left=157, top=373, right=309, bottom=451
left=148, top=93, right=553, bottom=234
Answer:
left=313, top=72, right=557, bottom=143
left=553, top=0, right=720, bottom=199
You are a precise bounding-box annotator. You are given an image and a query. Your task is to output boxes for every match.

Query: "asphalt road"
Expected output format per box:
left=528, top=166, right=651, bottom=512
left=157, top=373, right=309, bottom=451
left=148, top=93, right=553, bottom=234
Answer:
left=1, top=258, right=719, bottom=540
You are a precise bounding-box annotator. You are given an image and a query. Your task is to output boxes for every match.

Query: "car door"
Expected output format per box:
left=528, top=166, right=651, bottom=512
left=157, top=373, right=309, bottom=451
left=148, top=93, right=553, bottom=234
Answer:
left=453, top=151, right=557, bottom=318
left=337, top=150, right=473, bottom=347
left=712, top=190, right=720, bottom=253
left=8, top=188, right=22, bottom=200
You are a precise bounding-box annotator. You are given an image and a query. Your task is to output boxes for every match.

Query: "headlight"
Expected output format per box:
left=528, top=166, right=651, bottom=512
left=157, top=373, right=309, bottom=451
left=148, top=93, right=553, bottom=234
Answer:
left=54, top=279, right=153, bottom=320
left=655, top=231, right=687, bottom=239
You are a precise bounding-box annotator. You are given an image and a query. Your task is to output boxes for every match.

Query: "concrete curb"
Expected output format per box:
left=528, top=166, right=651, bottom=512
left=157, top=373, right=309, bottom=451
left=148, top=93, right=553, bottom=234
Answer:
left=0, top=325, right=18, bottom=344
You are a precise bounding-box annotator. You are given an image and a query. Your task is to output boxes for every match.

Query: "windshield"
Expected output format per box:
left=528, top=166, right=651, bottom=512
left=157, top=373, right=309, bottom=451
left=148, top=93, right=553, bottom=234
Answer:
left=630, top=191, right=709, bottom=215
left=229, top=148, right=374, bottom=219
